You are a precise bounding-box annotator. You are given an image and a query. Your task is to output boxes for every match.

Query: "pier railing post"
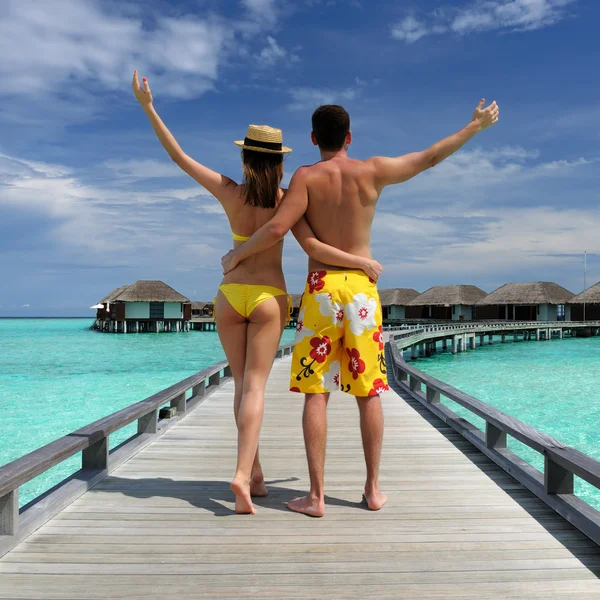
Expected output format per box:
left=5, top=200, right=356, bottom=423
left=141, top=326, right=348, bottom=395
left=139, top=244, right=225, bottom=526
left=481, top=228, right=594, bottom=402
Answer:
left=208, top=372, right=221, bottom=387
left=545, top=456, right=574, bottom=495
left=171, top=392, right=186, bottom=415
left=223, top=365, right=232, bottom=378
left=426, top=385, right=440, bottom=404
left=192, top=380, right=206, bottom=399
left=409, top=375, right=421, bottom=393
left=485, top=422, right=507, bottom=450
left=82, top=437, right=108, bottom=470
left=138, top=409, right=158, bottom=435
left=0, top=490, right=18, bottom=536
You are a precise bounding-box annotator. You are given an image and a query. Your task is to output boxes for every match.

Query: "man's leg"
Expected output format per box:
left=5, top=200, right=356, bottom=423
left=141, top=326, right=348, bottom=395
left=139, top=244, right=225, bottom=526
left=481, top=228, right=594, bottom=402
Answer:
left=287, top=392, right=329, bottom=517
left=356, top=394, right=387, bottom=510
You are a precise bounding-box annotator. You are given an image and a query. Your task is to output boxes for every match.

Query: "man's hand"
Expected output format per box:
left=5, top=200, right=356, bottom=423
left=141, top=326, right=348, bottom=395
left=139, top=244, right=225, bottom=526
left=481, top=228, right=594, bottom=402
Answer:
left=360, top=258, right=383, bottom=282
left=472, top=99, right=499, bottom=132
left=221, top=249, right=241, bottom=275
left=132, top=70, right=153, bottom=107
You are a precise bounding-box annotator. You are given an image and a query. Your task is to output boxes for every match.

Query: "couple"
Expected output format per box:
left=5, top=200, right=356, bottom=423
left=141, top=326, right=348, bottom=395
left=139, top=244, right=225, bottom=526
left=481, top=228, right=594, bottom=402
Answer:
left=133, top=71, right=499, bottom=516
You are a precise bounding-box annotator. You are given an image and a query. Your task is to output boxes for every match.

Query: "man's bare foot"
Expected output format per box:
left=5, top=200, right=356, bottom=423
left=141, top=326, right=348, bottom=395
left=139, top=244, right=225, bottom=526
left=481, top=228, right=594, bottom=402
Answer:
left=287, top=494, right=325, bottom=518
left=250, top=471, right=268, bottom=497
left=230, top=476, right=256, bottom=514
left=362, top=488, right=387, bottom=511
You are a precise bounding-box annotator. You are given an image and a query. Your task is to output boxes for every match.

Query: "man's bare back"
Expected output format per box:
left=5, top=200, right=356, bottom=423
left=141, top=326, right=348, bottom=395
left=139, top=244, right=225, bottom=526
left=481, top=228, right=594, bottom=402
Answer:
left=300, top=156, right=379, bottom=271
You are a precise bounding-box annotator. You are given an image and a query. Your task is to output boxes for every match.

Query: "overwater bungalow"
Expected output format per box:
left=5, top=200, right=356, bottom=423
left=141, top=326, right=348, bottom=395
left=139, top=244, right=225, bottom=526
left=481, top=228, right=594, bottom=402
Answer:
left=379, top=288, right=420, bottom=322
left=191, top=301, right=214, bottom=317
left=406, top=285, right=488, bottom=321
left=290, top=294, right=303, bottom=321
left=92, top=280, right=191, bottom=333
left=476, top=282, right=574, bottom=321
left=568, top=282, right=600, bottom=321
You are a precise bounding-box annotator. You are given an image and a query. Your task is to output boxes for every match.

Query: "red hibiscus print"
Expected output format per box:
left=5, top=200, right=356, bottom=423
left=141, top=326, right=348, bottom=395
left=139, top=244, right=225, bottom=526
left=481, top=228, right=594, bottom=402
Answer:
left=368, top=378, right=389, bottom=396
left=307, top=271, right=327, bottom=294
left=346, top=348, right=366, bottom=380
left=335, top=308, right=344, bottom=324
left=310, top=336, right=332, bottom=363
left=333, top=373, right=340, bottom=387
left=358, top=306, right=369, bottom=321
left=296, top=319, right=304, bottom=333
left=290, top=386, right=301, bottom=393
left=373, top=326, right=384, bottom=351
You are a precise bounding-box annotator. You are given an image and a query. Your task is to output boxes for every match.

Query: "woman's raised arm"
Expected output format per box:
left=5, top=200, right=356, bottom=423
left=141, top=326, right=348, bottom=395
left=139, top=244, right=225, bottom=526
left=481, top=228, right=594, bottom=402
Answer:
left=291, top=217, right=383, bottom=282
left=132, top=71, right=237, bottom=201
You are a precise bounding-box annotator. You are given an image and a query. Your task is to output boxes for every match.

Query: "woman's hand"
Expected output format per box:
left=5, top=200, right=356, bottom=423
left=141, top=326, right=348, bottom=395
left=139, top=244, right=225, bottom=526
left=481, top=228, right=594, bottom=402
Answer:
left=132, top=70, right=153, bottom=108
left=471, top=98, right=499, bottom=131
left=361, top=258, right=383, bottom=282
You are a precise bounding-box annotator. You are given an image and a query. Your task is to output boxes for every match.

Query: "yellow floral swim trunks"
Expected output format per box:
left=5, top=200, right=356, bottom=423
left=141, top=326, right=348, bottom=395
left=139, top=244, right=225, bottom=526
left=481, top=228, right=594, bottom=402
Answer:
left=290, top=270, right=389, bottom=397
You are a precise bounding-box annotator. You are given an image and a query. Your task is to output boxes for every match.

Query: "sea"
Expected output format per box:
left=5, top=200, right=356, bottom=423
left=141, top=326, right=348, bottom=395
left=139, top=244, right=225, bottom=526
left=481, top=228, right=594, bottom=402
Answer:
left=0, top=319, right=295, bottom=506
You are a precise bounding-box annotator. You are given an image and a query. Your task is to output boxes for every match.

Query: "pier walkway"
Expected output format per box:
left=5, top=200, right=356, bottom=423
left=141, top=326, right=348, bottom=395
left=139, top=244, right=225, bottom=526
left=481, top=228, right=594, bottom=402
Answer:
left=2, top=352, right=600, bottom=598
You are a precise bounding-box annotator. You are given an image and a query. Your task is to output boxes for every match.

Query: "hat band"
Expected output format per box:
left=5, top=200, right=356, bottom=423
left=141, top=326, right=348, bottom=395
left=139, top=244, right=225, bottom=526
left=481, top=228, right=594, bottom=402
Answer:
left=244, top=137, right=282, bottom=151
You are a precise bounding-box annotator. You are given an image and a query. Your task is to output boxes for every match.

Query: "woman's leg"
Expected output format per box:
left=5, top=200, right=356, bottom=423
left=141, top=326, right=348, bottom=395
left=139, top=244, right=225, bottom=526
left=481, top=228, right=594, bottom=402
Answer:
left=231, top=295, right=288, bottom=513
left=215, top=292, right=254, bottom=513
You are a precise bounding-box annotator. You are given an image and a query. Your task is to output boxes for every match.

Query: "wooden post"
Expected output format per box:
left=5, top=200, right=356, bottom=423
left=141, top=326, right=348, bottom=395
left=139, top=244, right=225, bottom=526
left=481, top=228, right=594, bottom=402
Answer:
left=545, top=456, right=574, bottom=495
left=547, top=328, right=551, bottom=341
left=409, top=375, right=421, bottom=393
left=486, top=423, right=507, bottom=450
left=536, top=329, right=541, bottom=341
left=192, top=380, right=206, bottom=399
left=399, top=368, right=408, bottom=383
left=208, top=372, right=221, bottom=387
left=469, top=336, right=475, bottom=350
left=488, top=333, right=493, bottom=344
left=442, top=338, right=447, bottom=351
left=171, top=392, right=186, bottom=415
left=452, top=336, right=458, bottom=354
left=82, top=437, right=108, bottom=470
left=138, top=409, right=158, bottom=434
left=0, top=490, right=18, bottom=536
left=223, top=365, right=233, bottom=378
left=426, top=386, right=440, bottom=404
left=411, top=345, right=418, bottom=360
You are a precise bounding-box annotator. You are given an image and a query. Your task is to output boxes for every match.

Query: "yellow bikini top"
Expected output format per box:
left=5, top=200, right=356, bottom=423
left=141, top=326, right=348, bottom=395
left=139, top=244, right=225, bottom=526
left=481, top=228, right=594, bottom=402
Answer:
left=232, top=232, right=250, bottom=242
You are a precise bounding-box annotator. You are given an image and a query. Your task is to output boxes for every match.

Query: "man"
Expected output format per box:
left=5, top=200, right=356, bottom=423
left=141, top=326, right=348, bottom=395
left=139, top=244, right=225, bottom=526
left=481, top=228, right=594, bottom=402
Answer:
left=222, top=99, right=499, bottom=517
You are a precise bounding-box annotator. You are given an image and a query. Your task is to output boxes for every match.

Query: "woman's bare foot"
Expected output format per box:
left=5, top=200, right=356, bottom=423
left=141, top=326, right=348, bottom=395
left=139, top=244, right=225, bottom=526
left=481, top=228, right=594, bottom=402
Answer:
left=362, top=487, right=387, bottom=511
left=287, top=494, right=325, bottom=518
left=230, top=476, right=256, bottom=514
left=250, top=471, right=268, bottom=497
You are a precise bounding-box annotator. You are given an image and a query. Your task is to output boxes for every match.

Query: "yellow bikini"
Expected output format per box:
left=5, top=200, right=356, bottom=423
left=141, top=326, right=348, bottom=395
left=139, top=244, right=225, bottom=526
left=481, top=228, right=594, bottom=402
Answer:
left=213, top=232, right=292, bottom=322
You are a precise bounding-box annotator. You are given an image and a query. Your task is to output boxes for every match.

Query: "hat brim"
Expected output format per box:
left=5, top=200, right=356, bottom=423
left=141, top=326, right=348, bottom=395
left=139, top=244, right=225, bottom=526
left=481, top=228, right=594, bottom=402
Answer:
left=234, top=141, right=292, bottom=154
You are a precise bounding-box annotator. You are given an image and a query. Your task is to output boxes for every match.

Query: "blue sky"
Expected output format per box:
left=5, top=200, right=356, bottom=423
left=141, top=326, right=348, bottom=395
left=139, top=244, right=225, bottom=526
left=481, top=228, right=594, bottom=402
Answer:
left=1, top=0, right=599, bottom=316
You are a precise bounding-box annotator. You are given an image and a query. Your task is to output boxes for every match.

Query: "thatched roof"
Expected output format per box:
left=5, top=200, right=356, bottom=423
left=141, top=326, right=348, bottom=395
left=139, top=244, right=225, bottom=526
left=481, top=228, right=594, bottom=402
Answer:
left=407, top=285, right=487, bottom=307
left=99, top=281, right=189, bottom=304
left=569, top=282, right=600, bottom=304
left=379, top=288, right=419, bottom=307
left=99, top=285, right=129, bottom=304
left=290, top=294, right=303, bottom=308
left=191, top=301, right=214, bottom=310
left=477, top=282, right=574, bottom=306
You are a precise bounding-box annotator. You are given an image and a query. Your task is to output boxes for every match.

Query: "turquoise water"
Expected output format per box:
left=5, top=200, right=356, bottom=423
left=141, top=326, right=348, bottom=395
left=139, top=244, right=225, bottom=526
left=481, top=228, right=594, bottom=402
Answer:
left=0, top=319, right=294, bottom=506
left=411, top=336, right=600, bottom=510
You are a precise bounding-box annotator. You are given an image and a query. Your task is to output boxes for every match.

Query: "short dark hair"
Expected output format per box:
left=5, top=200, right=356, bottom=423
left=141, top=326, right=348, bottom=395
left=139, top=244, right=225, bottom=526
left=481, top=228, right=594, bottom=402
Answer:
left=311, top=105, right=350, bottom=151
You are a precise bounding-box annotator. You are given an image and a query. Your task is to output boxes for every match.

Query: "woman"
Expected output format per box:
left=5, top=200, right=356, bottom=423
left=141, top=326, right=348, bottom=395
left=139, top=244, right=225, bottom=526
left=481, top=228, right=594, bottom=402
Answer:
left=132, top=72, right=382, bottom=514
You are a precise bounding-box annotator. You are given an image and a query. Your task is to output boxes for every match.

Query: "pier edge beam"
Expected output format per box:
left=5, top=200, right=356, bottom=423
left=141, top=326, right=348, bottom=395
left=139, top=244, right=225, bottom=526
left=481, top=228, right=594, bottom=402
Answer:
left=0, top=490, right=18, bottom=536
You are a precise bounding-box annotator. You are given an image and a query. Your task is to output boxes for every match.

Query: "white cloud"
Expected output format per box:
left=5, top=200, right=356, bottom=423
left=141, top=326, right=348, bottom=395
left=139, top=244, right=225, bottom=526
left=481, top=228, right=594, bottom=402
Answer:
left=104, top=159, right=184, bottom=179
left=0, top=154, right=228, bottom=263
left=287, top=87, right=358, bottom=111
left=0, top=1, right=230, bottom=100
left=22, top=304, right=31, bottom=308
left=392, top=0, right=576, bottom=43
left=255, top=36, right=288, bottom=68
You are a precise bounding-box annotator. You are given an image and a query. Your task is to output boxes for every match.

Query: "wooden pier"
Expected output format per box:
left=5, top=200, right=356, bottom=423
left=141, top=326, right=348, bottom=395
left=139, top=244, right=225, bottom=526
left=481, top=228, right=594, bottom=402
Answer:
left=2, top=329, right=600, bottom=598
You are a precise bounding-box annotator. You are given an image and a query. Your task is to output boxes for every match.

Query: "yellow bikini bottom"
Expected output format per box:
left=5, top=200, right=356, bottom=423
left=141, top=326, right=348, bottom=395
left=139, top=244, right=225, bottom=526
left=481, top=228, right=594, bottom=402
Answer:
left=214, top=284, right=292, bottom=323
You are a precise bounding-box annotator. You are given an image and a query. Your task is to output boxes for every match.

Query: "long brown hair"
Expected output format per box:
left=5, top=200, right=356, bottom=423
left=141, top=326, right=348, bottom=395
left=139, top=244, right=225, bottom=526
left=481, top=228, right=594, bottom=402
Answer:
left=242, top=149, right=284, bottom=209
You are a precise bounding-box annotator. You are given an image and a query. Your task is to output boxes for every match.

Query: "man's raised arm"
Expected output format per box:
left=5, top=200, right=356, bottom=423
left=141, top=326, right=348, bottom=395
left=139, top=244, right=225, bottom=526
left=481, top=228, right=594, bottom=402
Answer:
left=368, top=99, right=499, bottom=190
left=221, top=168, right=309, bottom=274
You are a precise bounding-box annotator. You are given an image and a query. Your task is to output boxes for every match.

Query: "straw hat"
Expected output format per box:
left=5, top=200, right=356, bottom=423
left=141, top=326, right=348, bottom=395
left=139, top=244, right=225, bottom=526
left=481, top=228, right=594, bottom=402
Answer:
left=234, top=124, right=292, bottom=154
